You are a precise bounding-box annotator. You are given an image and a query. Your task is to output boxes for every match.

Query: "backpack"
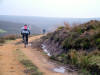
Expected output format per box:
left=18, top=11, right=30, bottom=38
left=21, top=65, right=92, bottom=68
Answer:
left=24, top=25, right=27, bottom=29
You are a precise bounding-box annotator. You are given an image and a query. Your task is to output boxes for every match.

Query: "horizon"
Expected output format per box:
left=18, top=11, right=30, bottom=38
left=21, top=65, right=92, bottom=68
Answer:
left=0, top=15, right=100, bottom=19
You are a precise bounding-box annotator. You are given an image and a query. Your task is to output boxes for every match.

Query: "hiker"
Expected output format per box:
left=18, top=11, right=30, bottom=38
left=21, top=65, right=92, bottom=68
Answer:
left=43, top=29, right=46, bottom=34
left=21, top=24, right=30, bottom=44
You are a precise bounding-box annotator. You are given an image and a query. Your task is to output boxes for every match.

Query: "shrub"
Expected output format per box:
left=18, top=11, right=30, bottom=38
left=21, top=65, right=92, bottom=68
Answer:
left=79, top=69, right=91, bottom=75
left=0, top=35, right=20, bottom=44
left=95, top=38, right=100, bottom=45
left=57, top=53, right=68, bottom=63
left=67, top=50, right=79, bottom=65
left=4, top=35, right=17, bottom=40
left=94, top=38, right=100, bottom=49
left=72, top=25, right=85, bottom=34
left=94, top=32, right=100, bottom=39
left=77, top=28, right=85, bottom=34
left=0, top=38, right=5, bottom=43
left=79, top=56, right=90, bottom=68
left=74, top=37, right=90, bottom=50
left=62, top=37, right=91, bottom=50
left=64, top=22, right=71, bottom=30
left=62, top=38, right=72, bottom=50
left=50, top=56, right=56, bottom=60
left=88, top=64, right=100, bottom=75
left=56, top=26, right=64, bottom=31
left=88, top=50, right=100, bottom=56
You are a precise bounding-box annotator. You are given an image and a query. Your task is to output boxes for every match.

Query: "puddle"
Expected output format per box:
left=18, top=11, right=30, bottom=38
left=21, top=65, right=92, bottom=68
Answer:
left=53, top=67, right=65, bottom=73
left=28, top=43, right=32, bottom=46
left=41, top=44, right=51, bottom=56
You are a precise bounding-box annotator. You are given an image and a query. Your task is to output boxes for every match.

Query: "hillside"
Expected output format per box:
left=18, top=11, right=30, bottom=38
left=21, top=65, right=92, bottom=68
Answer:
left=42, top=20, right=100, bottom=75
left=0, top=21, right=41, bottom=36
left=0, top=15, right=100, bottom=32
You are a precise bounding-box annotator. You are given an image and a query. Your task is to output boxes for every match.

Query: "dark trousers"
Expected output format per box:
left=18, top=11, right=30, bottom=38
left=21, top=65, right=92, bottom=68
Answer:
left=22, top=34, right=28, bottom=44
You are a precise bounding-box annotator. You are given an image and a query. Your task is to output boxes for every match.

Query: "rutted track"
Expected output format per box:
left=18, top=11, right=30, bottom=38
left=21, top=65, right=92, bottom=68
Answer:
left=0, top=35, right=77, bottom=75
left=0, top=42, right=25, bottom=75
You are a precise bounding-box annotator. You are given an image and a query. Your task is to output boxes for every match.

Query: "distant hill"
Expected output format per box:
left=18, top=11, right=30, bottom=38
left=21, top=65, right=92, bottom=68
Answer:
left=0, top=15, right=100, bottom=32
left=0, top=21, right=41, bottom=36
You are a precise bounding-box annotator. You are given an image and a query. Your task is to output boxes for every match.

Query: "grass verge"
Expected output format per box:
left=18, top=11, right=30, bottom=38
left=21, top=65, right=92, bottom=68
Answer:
left=0, top=35, right=21, bottom=44
left=14, top=49, right=43, bottom=75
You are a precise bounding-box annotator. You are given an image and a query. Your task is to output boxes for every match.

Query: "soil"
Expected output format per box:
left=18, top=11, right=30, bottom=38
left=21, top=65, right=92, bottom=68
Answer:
left=0, top=35, right=77, bottom=75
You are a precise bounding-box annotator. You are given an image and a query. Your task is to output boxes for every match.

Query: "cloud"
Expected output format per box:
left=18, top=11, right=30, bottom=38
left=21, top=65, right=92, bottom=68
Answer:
left=0, top=0, right=100, bottom=18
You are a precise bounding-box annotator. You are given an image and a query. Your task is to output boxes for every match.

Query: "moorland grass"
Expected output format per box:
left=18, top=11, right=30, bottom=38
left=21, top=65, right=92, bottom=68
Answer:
left=43, top=20, right=100, bottom=75
left=14, top=49, right=43, bottom=75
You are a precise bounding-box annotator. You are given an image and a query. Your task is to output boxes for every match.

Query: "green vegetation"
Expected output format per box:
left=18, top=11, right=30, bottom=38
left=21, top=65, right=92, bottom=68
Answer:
left=44, top=20, right=100, bottom=51
left=56, top=26, right=64, bottom=31
left=0, top=35, right=20, bottom=44
left=50, top=50, right=100, bottom=75
left=43, top=20, right=100, bottom=75
left=0, top=37, right=5, bottom=44
left=0, top=29, right=7, bottom=33
left=14, top=49, right=43, bottom=75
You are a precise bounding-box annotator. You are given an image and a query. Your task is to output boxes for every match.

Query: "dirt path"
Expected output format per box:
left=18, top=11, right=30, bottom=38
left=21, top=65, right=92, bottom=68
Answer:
left=0, top=35, right=77, bottom=75
left=0, top=42, right=25, bottom=75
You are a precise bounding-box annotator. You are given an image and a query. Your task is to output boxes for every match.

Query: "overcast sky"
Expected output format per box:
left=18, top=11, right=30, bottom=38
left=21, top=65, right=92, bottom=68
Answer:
left=0, top=0, right=100, bottom=18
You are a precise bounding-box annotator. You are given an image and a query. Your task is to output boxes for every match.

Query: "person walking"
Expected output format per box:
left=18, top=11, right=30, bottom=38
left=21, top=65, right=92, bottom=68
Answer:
left=42, top=29, right=46, bottom=34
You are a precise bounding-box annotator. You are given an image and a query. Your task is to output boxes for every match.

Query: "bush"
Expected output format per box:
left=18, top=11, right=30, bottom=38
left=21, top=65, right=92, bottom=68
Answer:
left=64, top=22, right=71, bottom=30
left=88, top=50, right=100, bottom=56
left=0, top=38, right=5, bottom=43
left=56, top=26, right=64, bottom=31
left=62, top=37, right=91, bottom=50
left=77, top=28, right=85, bottom=34
left=79, top=56, right=90, bottom=68
left=62, top=37, right=72, bottom=50
left=96, top=38, right=100, bottom=45
left=4, top=35, right=17, bottom=40
left=0, top=35, right=20, bottom=44
left=50, top=56, right=56, bottom=60
left=79, top=69, right=91, bottom=75
left=88, top=64, right=100, bottom=75
left=94, top=38, right=100, bottom=49
left=57, top=53, right=68, bottom=63
left=68, top=50, right=78, bottom=65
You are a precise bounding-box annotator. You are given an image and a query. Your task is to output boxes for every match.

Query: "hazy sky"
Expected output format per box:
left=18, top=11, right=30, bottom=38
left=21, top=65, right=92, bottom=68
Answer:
left=0, top=0, right=100, bottom=18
